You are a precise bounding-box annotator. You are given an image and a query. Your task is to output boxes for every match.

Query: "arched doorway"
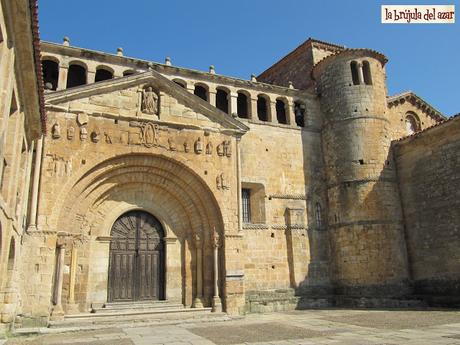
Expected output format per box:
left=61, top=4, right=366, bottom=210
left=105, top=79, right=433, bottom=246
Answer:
left=108, top=210, right=165, bottom=302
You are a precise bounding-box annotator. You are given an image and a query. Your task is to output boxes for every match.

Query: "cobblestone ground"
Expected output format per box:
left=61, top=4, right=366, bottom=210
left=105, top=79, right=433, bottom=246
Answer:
left=3, top=309, right=460, bottom=345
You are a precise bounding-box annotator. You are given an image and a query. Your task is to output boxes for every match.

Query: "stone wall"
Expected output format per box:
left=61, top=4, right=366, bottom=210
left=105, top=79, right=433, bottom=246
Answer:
left=239, top=96, right=331, bottom=303
left=394, top=116, right=460, bottom=301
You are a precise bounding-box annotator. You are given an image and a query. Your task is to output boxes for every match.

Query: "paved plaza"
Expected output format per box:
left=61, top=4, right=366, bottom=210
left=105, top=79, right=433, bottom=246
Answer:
left=3, top=309, right=460, bottom=345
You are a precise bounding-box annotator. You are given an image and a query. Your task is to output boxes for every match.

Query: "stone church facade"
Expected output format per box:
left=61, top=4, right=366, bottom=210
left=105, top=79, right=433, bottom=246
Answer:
left=0, top=0, right=459, bottom=331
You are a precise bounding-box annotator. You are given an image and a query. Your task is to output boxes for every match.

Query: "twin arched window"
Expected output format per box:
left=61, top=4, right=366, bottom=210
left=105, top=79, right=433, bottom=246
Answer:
left=350, top=60, right=372, bottom=85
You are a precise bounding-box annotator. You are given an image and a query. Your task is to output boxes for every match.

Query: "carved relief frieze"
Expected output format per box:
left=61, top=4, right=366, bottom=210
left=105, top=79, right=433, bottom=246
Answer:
left=129, top=121, right=160, bottom=147
left=80, top=127, right=88, bottom=141
left=216, top=173, right=229, bottom=190
left=183, top=141, right=190, bottom=153
left=206, top=142, right=213, bottom=155
left=168, top=137, right=176, bottom=151
left=46, top=154, right=72, bottom=177
left=67, top=126, right=75, bottom=140
left=91, top=128, right=101, bottom=143
left=52, top=123, right=61, bottom=139
left=194, top=137, right=203, bottom=154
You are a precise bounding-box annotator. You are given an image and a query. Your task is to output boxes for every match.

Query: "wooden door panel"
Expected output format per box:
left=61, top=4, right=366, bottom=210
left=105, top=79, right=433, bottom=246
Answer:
left=108, top=211, right=164, bottom=303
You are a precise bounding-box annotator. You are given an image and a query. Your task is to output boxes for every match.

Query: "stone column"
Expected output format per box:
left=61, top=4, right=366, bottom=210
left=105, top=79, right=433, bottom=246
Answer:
left=66, top=246, right=79, bottom=314
left=87, top=68, right=96, bottom=84
left=229, top=92, right=238, bottom=116
left=51, top=242, right=66, bottom=319
left=192, top=234, right=204, bottom=308
left=270, top=101, right=277, bottom=123
left=236, top=137, right=242, bottom=231
left=212, top=232, right=222, bottom=312
left=250, top=97, right=258, bottom=121
left=208, top=88, right=216, bottom=107
left=357, top=62, right=365, bottom=85
left=287, top=100, right=295, bottom=126
left=57, top=63, right=68, bottom=90
left=28, top=135, right=43, bottom=230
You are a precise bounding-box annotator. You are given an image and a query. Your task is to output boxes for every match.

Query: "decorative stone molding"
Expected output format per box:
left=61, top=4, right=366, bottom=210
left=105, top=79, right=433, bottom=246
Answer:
left=268, top=194, right=307, bottom=200
left=242, top=223, right=269, bottom=230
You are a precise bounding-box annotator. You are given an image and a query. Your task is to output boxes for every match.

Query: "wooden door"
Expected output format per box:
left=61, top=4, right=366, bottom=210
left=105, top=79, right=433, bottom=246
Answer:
left=108, top=211, right=164, bottom=302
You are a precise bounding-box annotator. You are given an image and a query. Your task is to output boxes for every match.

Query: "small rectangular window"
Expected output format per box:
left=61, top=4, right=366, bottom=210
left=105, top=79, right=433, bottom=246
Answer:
left=242, top=188, right=251, bottom=223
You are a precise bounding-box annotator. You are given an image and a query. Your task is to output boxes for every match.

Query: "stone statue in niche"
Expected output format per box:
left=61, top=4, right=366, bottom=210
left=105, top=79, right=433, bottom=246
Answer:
left=104, top=132, right=112, bottom=144
left=168, top=137, right=176, bottom=151
left=91, top=128, right=100, bottom=143
left=141, top=86, right=159, bottom=115
left=217, top=143, right=224, bottom=156
left=52, top=123, right=61, bottom=139
left=206, top=142, right=213, bottom=155
left=216, top=173, right=229, bottom=190
left=67, top=126, right=75, bottom=140
left=194, top=137, right=203, bottom=154
left=223, top=140, right=231, bottom=157
left=80, top=127, right=88, bottom=141
left=183, top=141, right=190, bottom=153
left=141, top=122, right=159, bottom=148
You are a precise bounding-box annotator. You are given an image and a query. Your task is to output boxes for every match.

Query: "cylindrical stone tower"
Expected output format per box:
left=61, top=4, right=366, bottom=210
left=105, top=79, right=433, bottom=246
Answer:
left=312, top=50, right=410, bottom=297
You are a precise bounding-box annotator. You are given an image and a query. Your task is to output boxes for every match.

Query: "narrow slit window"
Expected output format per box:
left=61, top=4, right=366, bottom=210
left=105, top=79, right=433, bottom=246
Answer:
left=242, top=188, right=251, bottom=223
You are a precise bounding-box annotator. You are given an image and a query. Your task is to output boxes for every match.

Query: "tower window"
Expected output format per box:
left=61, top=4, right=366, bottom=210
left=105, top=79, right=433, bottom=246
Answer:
left=362, top=61, right=372, bottom=85
left=42, top=60, right=59, bottom=90
left=194, top=84, right=208, bottom=101
left=95, top=67, right=113, bottom=82
left=216, top=88, right=229, bottom=113
left=276, top=99, right=287, bottom=124
left=242, top=188, right=251, bottom=223
left=350, top=61, right=359, bottom=85
left=257, top=95, right=268, bottom=122
left=66, top=64, right=87, bottom=88
left=237, top=92, right=249, bottom=118
left=294, top=102, right=305, bottom=127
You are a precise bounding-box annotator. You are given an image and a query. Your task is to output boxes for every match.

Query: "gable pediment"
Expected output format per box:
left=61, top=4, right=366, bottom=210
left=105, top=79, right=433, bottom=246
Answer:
left=44, top=71, right=249, bottom=134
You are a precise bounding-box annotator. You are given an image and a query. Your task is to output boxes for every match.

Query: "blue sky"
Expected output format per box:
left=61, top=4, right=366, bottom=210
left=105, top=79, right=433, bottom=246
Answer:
left=39, top=0, right=459, bottom=116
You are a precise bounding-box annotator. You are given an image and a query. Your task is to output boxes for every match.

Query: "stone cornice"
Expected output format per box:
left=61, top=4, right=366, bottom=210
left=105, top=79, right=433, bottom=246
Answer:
left=387, top=91, right=445, bottom=122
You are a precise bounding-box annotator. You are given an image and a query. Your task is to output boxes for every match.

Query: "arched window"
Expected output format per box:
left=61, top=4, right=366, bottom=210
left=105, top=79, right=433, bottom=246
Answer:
left=194, top=84, right=208, bottom=101
left=362, top=60, right=372, bottom=85
left=237, top=91, right=249, bottom=118
left=172, top=79, right=186, bottom=88
left=95, top=67, right=113, bottom=82
left=276, top=99, right=287, bottom=124
left=350, top=61, right=359, bottom=85
left=257, top=95, right=269, bottom=122
left=42, top=59, right=59, bottom=90
left=294, top=101, right=305, bottom=127
left=315, top=203, right=322, bottom=228
left=123, top=70, right=135, bottom=77
left=66, top=63, right=87, bottom=88
left=216, top=88, right=229, bottom=113
left=405, top=112, right=420, bottom=135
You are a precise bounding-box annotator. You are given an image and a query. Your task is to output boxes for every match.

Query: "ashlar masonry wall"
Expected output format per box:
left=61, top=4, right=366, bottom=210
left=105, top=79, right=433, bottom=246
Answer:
left=394, top=116, right=460, bottom=300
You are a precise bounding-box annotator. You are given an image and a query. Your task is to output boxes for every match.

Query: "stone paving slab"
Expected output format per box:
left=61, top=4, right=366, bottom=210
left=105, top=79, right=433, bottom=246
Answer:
left=188, top=322, right=337, bottom=344
left=3, top=310, right=460, bottom=345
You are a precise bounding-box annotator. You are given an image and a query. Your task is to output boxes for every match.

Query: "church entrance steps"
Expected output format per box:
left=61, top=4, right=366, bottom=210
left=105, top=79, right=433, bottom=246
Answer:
left=91, top=300, right=185, bottom=313
left=44, top=307, right=233, bottom=332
